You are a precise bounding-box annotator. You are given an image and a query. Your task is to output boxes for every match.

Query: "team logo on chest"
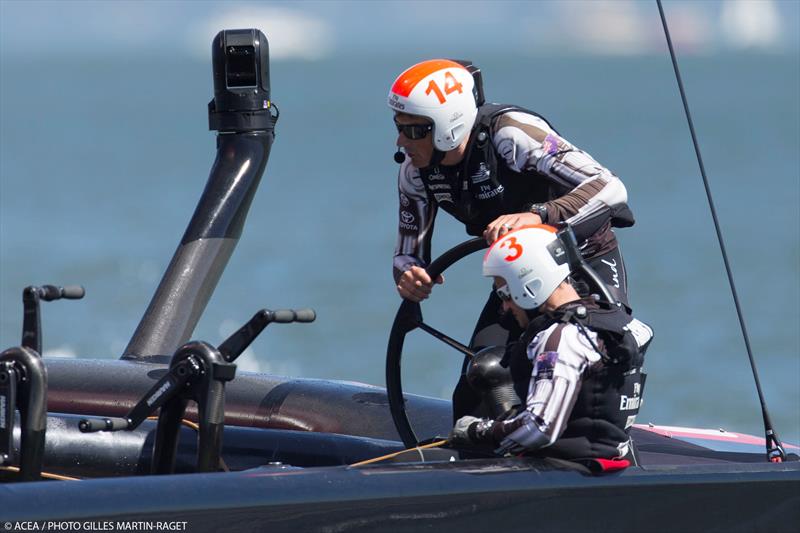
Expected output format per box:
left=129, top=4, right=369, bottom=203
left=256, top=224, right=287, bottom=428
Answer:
left=471, top=162, right=491, bottom=184
left=424, top=168, right=452, bottom=204
left=475, top=184, right=504, bottom=200
left=434, top=193, right=453, bottom=204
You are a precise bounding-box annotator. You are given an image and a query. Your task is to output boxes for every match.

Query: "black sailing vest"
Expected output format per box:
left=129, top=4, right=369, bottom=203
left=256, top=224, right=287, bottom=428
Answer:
left=418, top=104, right=562, bottom=236
left=511, top=300, right=652, bottom=460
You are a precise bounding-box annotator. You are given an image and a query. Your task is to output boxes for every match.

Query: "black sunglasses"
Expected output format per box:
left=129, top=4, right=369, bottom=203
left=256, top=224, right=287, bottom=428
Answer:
left=395, top=121, right=433, bottom=140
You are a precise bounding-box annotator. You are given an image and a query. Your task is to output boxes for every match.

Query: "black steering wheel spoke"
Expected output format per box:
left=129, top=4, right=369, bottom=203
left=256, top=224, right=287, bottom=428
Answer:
left=415, top=322, right=475, bottom=359
left=386, top=238, right=488, bottom=448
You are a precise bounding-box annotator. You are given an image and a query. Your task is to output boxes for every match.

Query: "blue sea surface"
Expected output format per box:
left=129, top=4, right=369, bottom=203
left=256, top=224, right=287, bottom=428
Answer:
left=1, top=51, right=798, bottom=445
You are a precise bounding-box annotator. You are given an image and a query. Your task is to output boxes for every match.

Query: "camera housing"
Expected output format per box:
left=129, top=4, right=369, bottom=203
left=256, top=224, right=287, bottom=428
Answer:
left=208, top=29, right=277, bottom=132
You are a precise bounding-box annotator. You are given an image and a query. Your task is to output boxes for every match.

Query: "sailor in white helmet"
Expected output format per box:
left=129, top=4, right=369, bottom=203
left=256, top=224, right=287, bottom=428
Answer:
left=448, top=225, right=653, bottom=467
left=387, top=59, right=637, bottom=420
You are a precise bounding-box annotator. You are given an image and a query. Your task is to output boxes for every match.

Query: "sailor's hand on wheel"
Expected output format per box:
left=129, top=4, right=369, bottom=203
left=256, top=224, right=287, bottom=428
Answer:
left=449, top=416, right=481, bottom=445
left=483, top=212, right=542, bottom=244
left=397, top=266, right=444, bottom=302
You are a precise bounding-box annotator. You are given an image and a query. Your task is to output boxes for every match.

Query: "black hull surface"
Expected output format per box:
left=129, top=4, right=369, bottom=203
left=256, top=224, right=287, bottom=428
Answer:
left=2, top=458, right=799, bottom=533
left=43, top=358, right=451, bottom=440
left=0, top=357, right=797, bottom=532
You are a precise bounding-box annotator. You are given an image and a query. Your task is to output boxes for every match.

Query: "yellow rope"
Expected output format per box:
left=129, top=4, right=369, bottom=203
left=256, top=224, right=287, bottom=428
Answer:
left=4, top=438, right=450, bottom=476
left=146, top=415, right=200, bottom=432
left=0, top=465, right=80, bottom=481
left=349, top=439, right=449, bottom=467
left=1, top=416, right=231, bottom=482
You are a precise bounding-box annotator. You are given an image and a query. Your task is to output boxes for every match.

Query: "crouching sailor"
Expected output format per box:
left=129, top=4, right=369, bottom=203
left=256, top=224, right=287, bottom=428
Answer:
left=449, top=225, right=653, bottom=470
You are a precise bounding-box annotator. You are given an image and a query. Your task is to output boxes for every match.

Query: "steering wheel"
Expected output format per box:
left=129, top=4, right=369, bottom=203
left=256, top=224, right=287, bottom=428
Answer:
left=386, top=238, right=488, bottom=448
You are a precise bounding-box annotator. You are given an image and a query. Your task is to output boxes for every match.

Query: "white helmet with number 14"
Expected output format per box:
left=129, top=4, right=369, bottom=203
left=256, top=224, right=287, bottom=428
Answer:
left=388, top=59, right=478, bottom=152
left=482, top=225, right=571, bottom=310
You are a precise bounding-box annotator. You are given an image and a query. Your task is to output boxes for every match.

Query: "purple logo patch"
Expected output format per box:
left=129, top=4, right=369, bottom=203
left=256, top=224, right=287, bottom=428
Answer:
left=537, top=351, right=558, bottom=366
left=542, top=134, right=559, bottom=155
left=535, top=351, right=558, bottom=380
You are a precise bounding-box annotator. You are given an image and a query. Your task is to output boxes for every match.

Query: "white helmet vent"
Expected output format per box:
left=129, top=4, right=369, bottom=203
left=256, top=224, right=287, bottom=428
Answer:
left=524, top=278, right=543, bottom=299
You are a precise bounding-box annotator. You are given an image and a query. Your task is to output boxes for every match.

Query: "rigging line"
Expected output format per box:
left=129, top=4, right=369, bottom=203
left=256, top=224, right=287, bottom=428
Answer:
left=348, top=440, right=448, bottom=467
left=0, top=465, right=80, bottom=481
left=655, top=0, right=785, bottom=462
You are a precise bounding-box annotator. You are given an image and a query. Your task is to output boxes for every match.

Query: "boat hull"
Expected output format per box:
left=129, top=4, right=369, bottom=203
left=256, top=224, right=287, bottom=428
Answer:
left=3, top=357, right=796, bottom=532
left=2, top=458, right=799, bottom=532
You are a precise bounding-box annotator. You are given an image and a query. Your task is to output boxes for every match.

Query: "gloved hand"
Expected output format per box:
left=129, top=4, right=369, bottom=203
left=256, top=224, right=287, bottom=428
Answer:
left=449, top=416, right=481, bottom=445
left=495, top=435, right=526, bottom=456
left=494, top=413, right=549, bottom=456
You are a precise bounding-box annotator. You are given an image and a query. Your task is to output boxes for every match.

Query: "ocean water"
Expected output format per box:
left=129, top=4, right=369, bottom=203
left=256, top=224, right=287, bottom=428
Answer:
left=1, top=52, right=798, bottom=445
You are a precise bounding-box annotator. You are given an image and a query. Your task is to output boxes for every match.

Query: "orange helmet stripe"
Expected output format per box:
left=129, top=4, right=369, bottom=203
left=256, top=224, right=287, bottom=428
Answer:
left=483, top=224, right=558, bottom=260
left=391, top=59, right=466, bottom=98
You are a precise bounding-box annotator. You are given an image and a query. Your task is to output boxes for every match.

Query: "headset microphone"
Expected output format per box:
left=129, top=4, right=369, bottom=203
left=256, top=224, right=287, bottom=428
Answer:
left=393, top=149, right=405, bottom=164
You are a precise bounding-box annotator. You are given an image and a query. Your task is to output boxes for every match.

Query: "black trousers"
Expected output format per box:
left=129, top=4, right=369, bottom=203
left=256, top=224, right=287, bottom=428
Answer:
left=452, top=245, right=630, bottom=422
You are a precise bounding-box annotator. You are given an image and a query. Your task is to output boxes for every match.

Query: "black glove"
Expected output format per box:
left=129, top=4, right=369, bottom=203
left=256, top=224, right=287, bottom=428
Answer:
left=449, top=416, right=481, bottom=445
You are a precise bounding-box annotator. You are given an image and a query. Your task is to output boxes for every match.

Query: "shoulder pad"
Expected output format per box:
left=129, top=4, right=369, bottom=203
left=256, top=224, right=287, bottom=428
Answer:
left=583, top=307, right=653, bottom=367
left=475, top=103, right=523, bottom=129
left=476, top=103, right=559, bottom=135
left=623, top=318, right=654, bottom=351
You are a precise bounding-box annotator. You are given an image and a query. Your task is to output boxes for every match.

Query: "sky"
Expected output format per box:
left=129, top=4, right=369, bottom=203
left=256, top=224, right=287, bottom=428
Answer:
left=1, top=0, right=798, bottom=62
